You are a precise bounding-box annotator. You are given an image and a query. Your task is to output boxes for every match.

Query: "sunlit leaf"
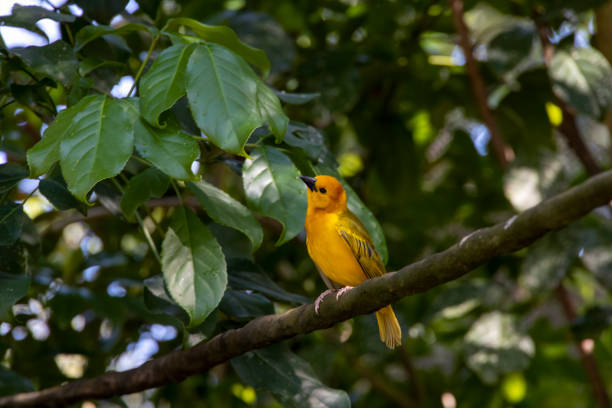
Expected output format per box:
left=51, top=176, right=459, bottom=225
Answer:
left=58, top=95, right=135, bottom=202
left=550, top=47, right=612, bottom=119
left=161, top=206, right=227, bottom=326
left=465, top=312, right=534, bottom=384
left=242, top=145, right=306, bottom=245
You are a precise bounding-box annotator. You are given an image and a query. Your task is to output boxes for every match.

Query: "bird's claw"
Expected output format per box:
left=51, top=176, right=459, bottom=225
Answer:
left=336, top=286, right=354, bottom=300
left=314, top=289, right=334, bottom=314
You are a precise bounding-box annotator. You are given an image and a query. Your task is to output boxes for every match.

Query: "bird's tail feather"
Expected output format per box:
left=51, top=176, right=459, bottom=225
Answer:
left=376, top=305, right=402, bottom=349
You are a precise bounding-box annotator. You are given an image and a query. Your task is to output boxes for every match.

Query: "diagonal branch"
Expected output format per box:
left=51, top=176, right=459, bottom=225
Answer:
left=449, top=0, right=515, bottom=167
left=3, top=170, right=612, bottom=407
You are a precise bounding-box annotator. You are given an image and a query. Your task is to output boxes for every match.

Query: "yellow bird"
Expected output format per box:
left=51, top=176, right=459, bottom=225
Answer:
left=300, top=175, right=402, bottom=349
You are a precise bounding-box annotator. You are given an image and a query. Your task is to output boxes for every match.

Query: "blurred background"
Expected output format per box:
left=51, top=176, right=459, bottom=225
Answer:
left=1, top=0, right=612, bottom=407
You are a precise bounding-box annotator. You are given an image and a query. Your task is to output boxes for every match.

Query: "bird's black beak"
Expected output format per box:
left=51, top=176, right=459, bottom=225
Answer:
left=300, top=176, right=317, bottom=192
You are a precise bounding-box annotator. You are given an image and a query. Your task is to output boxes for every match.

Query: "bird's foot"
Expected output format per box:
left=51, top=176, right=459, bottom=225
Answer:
left=314, top=289, right=334, bottom=314
left=336, top=286, right=354, bottom=300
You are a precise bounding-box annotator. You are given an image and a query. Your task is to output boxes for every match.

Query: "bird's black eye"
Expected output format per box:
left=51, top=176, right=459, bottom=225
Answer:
left=319, top=187, right=327, bottom=194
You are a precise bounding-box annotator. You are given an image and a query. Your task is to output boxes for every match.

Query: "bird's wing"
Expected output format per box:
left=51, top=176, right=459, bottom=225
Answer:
left=336, top=211, right=386, bottom=279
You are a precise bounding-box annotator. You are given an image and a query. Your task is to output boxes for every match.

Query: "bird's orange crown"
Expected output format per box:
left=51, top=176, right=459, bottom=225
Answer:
left=300, top=175, right=347, bottom=212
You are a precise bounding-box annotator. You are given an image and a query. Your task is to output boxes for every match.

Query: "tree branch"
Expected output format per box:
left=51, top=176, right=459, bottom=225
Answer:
left=4, top=170, right=612, bottom=407
left=449, top=0, right=515, bottom=167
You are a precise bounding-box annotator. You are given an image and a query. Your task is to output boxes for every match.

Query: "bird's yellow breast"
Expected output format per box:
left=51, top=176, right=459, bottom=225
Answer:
left=305, top=212, right=368, bottom=287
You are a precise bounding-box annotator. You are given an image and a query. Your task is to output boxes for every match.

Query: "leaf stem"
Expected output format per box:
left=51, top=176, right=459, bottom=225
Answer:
left=128, top=33, right=160, bottom=97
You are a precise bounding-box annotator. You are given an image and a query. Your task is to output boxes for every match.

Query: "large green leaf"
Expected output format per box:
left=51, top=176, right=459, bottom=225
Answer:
left=315, top=164, right=388, bottom=264
left=550, top=47, right=612, bottom=119
left=188, top=180, right=263, bottom=252
left=0, top=203, right=26, bottom=246
left=11, top=41, right=78, bottom=86
left=231, top=345, right=351, bottom=408
left=120, top=168, right=169, bottom=221
left=242, top=145, right=307, bottom=245
left=161, top=206, right=227, bottom=326
left=58, top=95, right=135, bottom=201
left=185, top=43, right=262, bottom=156
left=163, top=17, right=270, bottom=76
left=139, top=43, right=195, bottom=126
left=133, top=119, right=199, bottom=180
left=0, top=272, right=30, bottom=320
left=0, top=163, right=29, bottom=194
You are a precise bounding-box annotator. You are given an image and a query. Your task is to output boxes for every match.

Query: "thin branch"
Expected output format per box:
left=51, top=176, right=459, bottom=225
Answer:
left=449, top=0, right=515, bottom=167
left=3, top=169, right=612, bottom=407
left=533, top=13, right=602, bottom=176
left=555, top=284, right=611, bottom=408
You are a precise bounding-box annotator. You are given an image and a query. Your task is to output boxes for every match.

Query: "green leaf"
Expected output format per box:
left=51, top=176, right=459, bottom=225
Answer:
left=140, top=43, right=195, bottom=126
left=187, top=180, right=263, bottom=252
left=219, top=289, right=273, bottom=318
left=256, top=82, right=288, bottom=142
left=275, top=91, right=320, bottom=105
left=120, top=168, right=169, bottom=221
left=231, top=345, right=351, bottom=408
left=465, top=312, right=534, bottom=384
left=185, top=43, right=262, bottom=156
left=228, top=259, right=309, bottom=304
left=59, top=95, right=135, bottom=202
left=163, top=17, right=270, bottom=76
left=0, top=163, right=29, bottom=194
left=0, top=366, right=34, bottom=397
left=39, top=168, right=88, bottom=214
left=161, top=206, right=227, bottom=326
left=284, top=122, right=327, bottom=161
left=315, top=164, right=388, bottom=264
left=0, top=5, right=74, bottom=39
left=11, top=40, right=78, bottom=86
left=0, top=203, right=26, bottom=246
left=242, top=145, right=307, bottom=245
left=550, top=47, right=612, bottom=119
left=0, top=272, right=30, bottom=320
left=134, top=119, right=199, bottom=180
left=74, top=23, right=157, bottom=52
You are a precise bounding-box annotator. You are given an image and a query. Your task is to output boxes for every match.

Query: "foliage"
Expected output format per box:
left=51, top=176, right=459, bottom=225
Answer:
left=1, top=0, right=612, bottom=407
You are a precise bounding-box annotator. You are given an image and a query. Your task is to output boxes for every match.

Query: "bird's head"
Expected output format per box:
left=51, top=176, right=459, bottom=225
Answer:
left=300, top=175, right=347, bottom=212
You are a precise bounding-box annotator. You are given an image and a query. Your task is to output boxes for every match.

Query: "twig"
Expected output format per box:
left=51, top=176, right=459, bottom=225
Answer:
left=128, top=33, right=160, bottom=97
left=3, top=169, right=612, bottom=407
left=449, top=0, right=515, bottom=167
